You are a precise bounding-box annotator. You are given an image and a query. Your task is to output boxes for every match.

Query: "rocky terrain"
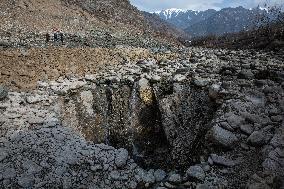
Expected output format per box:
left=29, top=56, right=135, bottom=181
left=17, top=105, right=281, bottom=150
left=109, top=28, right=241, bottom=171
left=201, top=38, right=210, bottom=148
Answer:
left=0, top=46, right=283, bottom=188
left=0, top=0, right=283, bottom=188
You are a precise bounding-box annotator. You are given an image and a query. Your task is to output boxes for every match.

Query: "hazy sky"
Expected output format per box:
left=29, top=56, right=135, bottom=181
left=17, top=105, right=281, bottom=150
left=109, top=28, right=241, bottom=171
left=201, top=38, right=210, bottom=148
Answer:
left=129, top=0, right=284, bottom=12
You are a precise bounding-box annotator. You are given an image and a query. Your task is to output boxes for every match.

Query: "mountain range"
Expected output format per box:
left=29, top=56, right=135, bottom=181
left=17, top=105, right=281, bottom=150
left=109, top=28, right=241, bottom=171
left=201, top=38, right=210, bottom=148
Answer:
left=155, top=6, right=275, bottom=38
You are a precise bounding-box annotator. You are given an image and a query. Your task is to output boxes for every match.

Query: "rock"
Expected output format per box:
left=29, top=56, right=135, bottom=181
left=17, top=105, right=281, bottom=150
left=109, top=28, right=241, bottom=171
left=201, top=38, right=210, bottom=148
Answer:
left=17, top=175, right=35, bottom=188
left=138, top=78, right=153, bottom=105
left=164, top=182, right=177, bottom=188
left=154, top=169, right=166, bottom=182
left=110, top=170, right=120, bottom=180
left=219, top=122, right=234, bottom=132
left=85, top=74, right=96, bottom=82
left=151, top=75, right=161, bottom=82
left=247, top=130, right=272, bottom=146
left=138, top=169, right=156, bottom=184
left=270, top=115, right=282, bottom=122
left=240, top=124, right=254, bottom=135
left=206, top=125, right=239, bottom=148
left=2, top=167, right=16, bottom=179
left=196, top=184, right=211, bottom=189
left=226, top=114, right=244, bottom=129
left=26, top=95, right=44, bottom=104
left=115, top=148, right=128, bottom=168
left=90, top=164, right=103, bottom=172
left=210, top=154, right=238, bottom=167
left=209, top=84, right=221, bottom=99
left=238, top=70, right=254, bottom=79
left=247, top=183, right=271, bottom=189
left=186, top=165, right=205, bottom=181
left=192, top=77, right=208, bottom=87
left=0, top=151, right=8, bottom=162
left=80, top=90, right=94, bottom=116
left=173, top=74, right=186, bottom=82
left=168, top=173, right=182, bottom=183
left=0, top=86, right=8, bottom=100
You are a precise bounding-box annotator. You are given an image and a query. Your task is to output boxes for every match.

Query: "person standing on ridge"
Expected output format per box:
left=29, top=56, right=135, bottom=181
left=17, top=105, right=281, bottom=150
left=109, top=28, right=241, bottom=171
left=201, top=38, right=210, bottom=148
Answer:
left=45, top=33, right=50, bottom=43
left=53, top=29, right=58, bottom=42
left=59, top=31, right=64, bottom=44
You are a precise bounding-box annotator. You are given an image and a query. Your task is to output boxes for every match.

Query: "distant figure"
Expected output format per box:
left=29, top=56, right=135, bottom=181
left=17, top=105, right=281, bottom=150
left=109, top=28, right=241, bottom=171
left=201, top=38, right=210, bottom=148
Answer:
left=59, top=31, right=64, bottom=44
left=53, top=29, right=60, bottom=42
left=54, top=31, right=58, bottom=42
left=45, top=33, right=50, bottom=43
left=105, top=32, right=112, bottom=45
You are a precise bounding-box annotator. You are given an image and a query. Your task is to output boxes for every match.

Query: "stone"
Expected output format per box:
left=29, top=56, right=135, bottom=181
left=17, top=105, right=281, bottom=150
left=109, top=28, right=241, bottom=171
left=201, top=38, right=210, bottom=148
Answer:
left=154, top=169, right=166, bottom=182
left=186, top=165, right=205, bottom=181
left=270, top=115, right=283, bottom=122
left=138, top=169, right=156, bottom=184
left=90, top=165, right=103, bottom=172
left=138, top=78, right=153, bottom=105
left=247, top=131, right=272, bottom=146
left=210, top=154, right=238, bottom=167
left=238, top=69, right=254, bottom=79
left=226, top=114, right=244, bottom=129
left=207, top=125, right=239, bottom=148
left=2, top=167, right=16, bottom=179
left=196, top=184, right=211, bottom=189
left=192, top=77, right=208, bottom=87
left=0, top=151, right=8, bottom=162
left=17, top=175, right=35, bottom=188
left=219, top=122, right=234, bottom=132
left=80, top=90, right=94, bottom=116
left=240, top=124, right=254, bottom=135
left=168, top=173, right=182, bottom=183
left=129, top=180, right=137, bottom=189
left=164, top=182, right=177, bottom=188
left=115, top=148, right=128, bottom=168
left=26, top=95, right=44, bottom=104
left=110, top=170, right=120, bottom=180
left=209, top=84, right=221, bottom=99
left=85, top=74, right=96, bottom=82
left=0, top=86, right=8, bottom=100
left=247, top=183, right=271, bottom=189
left=173, top=74, right=186, bottom=82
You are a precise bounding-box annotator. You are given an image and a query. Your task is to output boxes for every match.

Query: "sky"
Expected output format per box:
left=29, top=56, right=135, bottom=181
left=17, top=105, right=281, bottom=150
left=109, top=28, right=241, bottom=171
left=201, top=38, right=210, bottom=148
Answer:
left=129, top=0, right=284, bottom=12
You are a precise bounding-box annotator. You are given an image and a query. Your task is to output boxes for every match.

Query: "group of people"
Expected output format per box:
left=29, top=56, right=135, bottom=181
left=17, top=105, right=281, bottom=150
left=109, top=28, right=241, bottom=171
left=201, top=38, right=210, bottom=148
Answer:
left=45, top=30, right=64, bottom=44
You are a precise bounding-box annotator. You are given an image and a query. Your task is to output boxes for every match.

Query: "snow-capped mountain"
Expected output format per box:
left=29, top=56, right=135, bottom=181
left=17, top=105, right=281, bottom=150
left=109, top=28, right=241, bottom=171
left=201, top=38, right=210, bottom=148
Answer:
left=155, top=8, right=217, bottom=29
left=154, top=8, right=188, bottom=19
left=155, top=6, right=276, bottom=38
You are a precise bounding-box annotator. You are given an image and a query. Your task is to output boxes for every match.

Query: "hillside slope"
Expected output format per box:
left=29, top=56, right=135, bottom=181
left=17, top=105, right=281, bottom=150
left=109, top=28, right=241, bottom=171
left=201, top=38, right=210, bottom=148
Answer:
left=0, top=0, right=185, bottom=45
